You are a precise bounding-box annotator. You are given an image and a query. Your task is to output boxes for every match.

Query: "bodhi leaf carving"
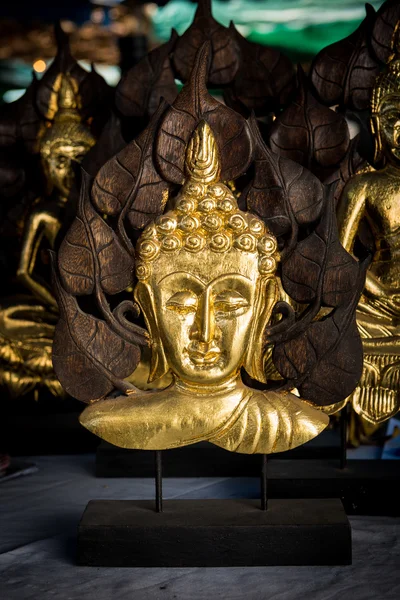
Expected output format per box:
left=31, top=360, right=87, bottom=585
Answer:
left=156, top=42, right=253, bottom=185
left=0, top=80, right=42, bottom=156
left=324, top=136, right=367, bottom=207
left=52, top=259, right=140, bottom=403
left=242, top=116, right=325, bottom=252
left=224, top=27, right=295, bottom=116
left=265, top=179, right=366, bottom=402
left=81, top=111, right=126, bottom=179
left=58, top=171, right=134, bottom=296
left=281, top=187, right=361, bottom=307
left=310, top=6, right=379, bottom=112
left=173, top=0, right=240, bottom=86
left=269, top=68, right=350, bottom=181
left=116, top=31, right=178, bottom=119
left=273, top=282, right=365, bottom=406
left=92, top=101, right=170, bottom=231
left=0, top=155, right=25, bottom=199
left=371, top=0, right=400, bottom=64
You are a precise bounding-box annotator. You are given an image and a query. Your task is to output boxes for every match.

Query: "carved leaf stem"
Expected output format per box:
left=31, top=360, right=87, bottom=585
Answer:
left=52, top=255, right=140, bottom=403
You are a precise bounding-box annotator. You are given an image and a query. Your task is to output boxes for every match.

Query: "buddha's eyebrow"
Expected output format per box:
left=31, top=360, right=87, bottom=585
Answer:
left=206, top=273, right=252, bottom=288
left=158, top=271, right=206, bottom=286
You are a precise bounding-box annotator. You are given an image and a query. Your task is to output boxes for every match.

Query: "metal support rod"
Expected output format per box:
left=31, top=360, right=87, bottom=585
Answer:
left=260, top=454, right=268, bottom=511
left=155, top=450, right=163, bottom=512
left=339, top=405, right=348, bottom=470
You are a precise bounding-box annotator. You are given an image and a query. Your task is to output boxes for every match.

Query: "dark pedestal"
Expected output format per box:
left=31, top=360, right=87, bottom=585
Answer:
left=77, top=498, right=351, bottom=567
left=267, top=458, right=400, bottom=516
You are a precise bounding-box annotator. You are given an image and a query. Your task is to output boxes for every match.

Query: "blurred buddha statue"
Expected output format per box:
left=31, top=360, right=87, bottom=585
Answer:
left=0, top=74, right=95, bottom=398
left=80, top=122, right=329, bottom=453
left=338, top=27, right=400, bottom=424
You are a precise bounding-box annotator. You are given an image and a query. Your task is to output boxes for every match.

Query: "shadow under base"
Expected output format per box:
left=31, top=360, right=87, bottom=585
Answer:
left=77, top=498, right=351, bottom=567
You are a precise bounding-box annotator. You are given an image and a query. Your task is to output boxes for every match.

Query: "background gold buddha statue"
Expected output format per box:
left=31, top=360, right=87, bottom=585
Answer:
left=0, top=74, right=95, bottom=398
left=79, top=122, right=329, bottom=453
left=19, top=74, right=95, bottom=309
left=338, top=27, right=400, bottom=425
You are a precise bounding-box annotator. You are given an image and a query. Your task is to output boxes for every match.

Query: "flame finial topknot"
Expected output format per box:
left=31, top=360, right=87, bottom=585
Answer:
left=185, top=121, right=220, bottom=184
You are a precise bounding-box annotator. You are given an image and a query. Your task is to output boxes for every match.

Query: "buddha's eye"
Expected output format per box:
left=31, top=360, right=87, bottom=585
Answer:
left=214, top=290, right=249, bottom=318
left=166, top=291, right=198, bottom=315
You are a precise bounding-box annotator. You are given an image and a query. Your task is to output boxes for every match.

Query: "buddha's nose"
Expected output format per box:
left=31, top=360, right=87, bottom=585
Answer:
left=190, top=289, right=215, bottom=344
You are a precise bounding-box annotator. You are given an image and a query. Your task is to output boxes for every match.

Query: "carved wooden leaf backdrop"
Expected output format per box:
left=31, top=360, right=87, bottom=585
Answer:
left=51, top=35, right=366, bottom=407
left=1, top=0, right=387, bottom=406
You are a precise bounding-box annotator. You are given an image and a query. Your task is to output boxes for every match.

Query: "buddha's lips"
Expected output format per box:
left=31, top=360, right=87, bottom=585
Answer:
left=187, top=347, right=221, bottom=365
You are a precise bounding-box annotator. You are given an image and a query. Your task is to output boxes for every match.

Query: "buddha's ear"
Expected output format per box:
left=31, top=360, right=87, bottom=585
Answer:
left=244, top=276, right=278, bottom=383
left=134, top=281, right=169, bottom=383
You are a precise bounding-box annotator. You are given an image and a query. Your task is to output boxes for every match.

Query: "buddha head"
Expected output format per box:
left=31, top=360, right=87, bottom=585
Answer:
left=39, top=74, right=95, bottom=198
left=371, top=24, right=400, bottom=165
left=134, top=121, right=279, bottom=387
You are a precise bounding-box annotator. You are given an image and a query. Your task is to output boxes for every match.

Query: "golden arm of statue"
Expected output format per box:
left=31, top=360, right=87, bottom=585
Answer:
left=338, top=179, right=396, bottom=306
left=17, top=208, right=61, bottom=309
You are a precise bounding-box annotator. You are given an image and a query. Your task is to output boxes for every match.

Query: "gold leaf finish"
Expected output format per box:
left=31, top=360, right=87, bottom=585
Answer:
left=0, top=74, right=95, bottom=399
left=80, top=122, right=329, bottom=453
left=338, top=27, right=400, bottom=425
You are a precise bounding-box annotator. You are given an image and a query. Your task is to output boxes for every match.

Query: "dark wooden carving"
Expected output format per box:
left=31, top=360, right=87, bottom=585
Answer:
left=79, top=0, right=295, bottom=183
left=52, top=42, right=365, bottom=408
left=156, top=43, right=253, bottom=185
left=92, top=100, right=172, bottom=235
left=371, top=0, right=400, bottom=64
left=224, top=28, right=295, bottom=117
left=52, top=254, right=140, bottom=403
left=115, top=31, right=178, bottom=120
left=171, top=0, right=294, bottom=117
left=242, top=116, right=325, bottom=248
left=325, top=136, right=367, bottom=206
left=173, top=0, right=240, bottom=86
left=310, top=5, right=380, bottom=112
left=269, top=68, right=350, bottom=181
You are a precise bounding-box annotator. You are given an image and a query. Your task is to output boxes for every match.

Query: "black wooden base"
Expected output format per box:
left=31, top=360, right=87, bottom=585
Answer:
left=77, top=498, right=351, bottom=567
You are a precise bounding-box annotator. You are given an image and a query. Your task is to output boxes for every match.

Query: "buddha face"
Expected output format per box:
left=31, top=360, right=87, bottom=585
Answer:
left=377, top=95, right=400, bottom=163
left=42, top=142, right=91, bottom=197
left=139, top=248, right=263, bottom=386
left=134, top=121, right=279, bottom=386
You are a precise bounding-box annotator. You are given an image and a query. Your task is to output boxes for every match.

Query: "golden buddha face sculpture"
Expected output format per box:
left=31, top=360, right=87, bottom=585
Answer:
left=135, top=123, right=278, bottom=388
left=80, top=122, right=329, bottom=454
left=337, top=24, right=400, bottom=425
left=39, top=74, right=95, bottom=199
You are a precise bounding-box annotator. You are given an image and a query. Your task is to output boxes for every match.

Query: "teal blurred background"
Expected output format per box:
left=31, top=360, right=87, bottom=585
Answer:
left=154, top=0, right=384, bottom=62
